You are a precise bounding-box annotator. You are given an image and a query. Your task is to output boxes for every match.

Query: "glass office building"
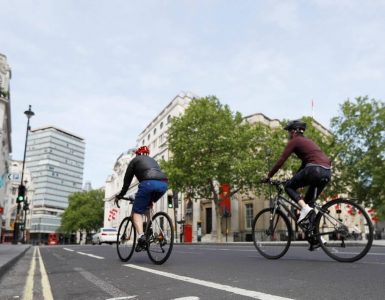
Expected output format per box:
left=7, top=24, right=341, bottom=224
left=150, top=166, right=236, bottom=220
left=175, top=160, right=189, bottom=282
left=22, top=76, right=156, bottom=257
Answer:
left=26, top=126, right=85, bottom=241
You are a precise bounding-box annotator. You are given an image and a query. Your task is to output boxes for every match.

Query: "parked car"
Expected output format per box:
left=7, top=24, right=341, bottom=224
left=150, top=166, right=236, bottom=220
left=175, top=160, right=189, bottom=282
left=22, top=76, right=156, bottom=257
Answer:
left=92, top=227, right=118, bottom=245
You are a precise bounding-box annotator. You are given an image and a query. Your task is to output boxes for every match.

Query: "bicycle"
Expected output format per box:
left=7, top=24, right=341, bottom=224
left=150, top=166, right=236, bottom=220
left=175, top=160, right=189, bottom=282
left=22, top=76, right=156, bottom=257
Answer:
left=115, top=196, right=174, bottom=265
left=252, top=179, right=374, bottom=262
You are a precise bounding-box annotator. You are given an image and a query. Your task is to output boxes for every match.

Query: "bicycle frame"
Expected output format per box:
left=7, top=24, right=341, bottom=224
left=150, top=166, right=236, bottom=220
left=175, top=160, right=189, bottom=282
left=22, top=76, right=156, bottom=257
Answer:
left=272, top=191, right=353, bottom=242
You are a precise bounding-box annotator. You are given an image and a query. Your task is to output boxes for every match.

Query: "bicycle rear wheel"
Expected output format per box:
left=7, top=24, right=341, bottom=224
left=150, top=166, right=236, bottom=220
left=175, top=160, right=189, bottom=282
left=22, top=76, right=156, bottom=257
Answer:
left=147, top=212, right=174, bottom=265
left=314, top=198, right=374, bottom=262
left=252, top=208, right=292, bottom=259
left=117, top=217, right=136, bottom=262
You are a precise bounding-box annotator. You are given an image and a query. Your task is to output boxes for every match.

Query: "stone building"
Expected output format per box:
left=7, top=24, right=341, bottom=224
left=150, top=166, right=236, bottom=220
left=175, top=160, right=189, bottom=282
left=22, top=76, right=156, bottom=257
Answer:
left=0, top=53, right=12, bottom=242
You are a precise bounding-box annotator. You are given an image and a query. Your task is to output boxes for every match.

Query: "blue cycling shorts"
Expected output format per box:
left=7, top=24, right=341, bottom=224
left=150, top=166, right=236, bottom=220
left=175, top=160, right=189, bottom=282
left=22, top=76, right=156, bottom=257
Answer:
left=133, top=180, right=168, bottom=213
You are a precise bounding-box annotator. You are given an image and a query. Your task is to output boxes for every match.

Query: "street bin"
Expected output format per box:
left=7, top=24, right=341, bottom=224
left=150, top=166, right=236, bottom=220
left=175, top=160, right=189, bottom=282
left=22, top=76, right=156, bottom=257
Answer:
left=183, top=224, right=192, bottom=243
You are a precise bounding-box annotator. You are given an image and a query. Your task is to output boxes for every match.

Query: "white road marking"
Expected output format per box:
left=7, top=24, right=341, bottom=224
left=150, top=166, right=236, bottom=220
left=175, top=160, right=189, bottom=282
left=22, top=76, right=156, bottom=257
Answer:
left=173, top=297, right=200, bottom=300
left=186, top=247, right=257, bottom=252
left=74, top=267, right=130, bottom=299
left=23, top=247, right=37, bottom=300
left=77, top=251, right=104, bottom=259
left=38, top=247, right=54, bottom=300
left=105, top=297, right=138, bottom=300
left=63, top=248, right=75, bottom=252
left=125, top=264, right=294, bottom=300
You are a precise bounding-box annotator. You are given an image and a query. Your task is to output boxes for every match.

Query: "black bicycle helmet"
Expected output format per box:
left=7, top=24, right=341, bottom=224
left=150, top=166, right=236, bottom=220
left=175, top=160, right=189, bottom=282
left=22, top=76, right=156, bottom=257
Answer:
left=284, top=120, right=307, bottom=131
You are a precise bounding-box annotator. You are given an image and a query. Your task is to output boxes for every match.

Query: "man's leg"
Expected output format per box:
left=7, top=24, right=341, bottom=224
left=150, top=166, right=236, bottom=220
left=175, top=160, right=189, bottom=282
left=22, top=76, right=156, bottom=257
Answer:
left=285, top=169, right=308, bottom=209
left=132, top=181, right=152, bottom=251
left=133, top=213, right=144, bottom=236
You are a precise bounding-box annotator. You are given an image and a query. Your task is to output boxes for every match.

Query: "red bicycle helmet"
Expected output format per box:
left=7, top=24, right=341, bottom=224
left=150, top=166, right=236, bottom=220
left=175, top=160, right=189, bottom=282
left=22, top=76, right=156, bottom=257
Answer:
left=135, top=146, right=150, bottom=155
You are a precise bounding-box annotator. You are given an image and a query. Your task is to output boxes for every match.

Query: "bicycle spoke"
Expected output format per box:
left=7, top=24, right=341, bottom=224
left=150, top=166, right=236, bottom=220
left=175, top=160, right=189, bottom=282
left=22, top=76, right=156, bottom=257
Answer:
left=146, top=212, right=174, bottom=264
left=315, top=199, right=373, bottom=262
left=252, top=208, right=292, bottom=259
left=117, top=217, right=136, bottom=262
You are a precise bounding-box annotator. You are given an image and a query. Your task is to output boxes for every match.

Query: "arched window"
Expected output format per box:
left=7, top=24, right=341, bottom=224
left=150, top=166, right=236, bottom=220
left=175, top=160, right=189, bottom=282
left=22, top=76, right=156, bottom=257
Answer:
left=167, top=115, right=171, bottom=123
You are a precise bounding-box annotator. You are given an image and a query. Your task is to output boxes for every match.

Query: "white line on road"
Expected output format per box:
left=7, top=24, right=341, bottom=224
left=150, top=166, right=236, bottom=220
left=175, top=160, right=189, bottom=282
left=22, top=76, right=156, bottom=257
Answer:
left=198, top=248, right=256, bottom=252
left=74, top=267, right=130, bottom=299
left=38, top=247, right=54, bottom=300
left=105, top=297, right=138, bottom=300
left=23, top=247, right=37, bottom=300
left=77, top=251, right=104, bottom=259
left=124, top=264, right=294, bottom=300
left=63, top=248, right=75, bottom=252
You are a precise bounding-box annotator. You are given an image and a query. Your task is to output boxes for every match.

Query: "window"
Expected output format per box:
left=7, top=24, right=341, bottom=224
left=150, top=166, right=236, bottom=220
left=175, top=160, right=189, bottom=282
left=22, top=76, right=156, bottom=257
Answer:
left=160, top=122, right=163, bottom=129
left=167, top=115, right=171, bottom=123
left=245, top=203, right=253, bottom=229
left=147, top=134, right=150, bottom=141
left=153, top=128, right=157, bottom=135
left=142, top=139, right=145, bottom=145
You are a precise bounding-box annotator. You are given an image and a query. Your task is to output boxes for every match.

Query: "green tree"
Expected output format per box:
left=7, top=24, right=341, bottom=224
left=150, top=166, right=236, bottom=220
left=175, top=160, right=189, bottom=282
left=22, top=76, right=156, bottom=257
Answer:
left=60, top=189, right=105, bottom=238
left=331, top=96, right=385, bottom=219
left=162, top=96, right=268, bottom=241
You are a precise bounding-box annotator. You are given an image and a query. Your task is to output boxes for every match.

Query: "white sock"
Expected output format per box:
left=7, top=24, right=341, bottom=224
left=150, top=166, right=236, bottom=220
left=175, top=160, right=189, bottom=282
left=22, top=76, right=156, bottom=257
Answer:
left=138, top=233, right=144, bottom=238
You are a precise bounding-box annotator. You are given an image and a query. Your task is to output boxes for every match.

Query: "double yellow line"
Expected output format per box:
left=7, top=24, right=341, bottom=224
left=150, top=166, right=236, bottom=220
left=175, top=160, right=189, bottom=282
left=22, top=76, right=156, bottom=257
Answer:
left=23, top=247, right=54, bottom=300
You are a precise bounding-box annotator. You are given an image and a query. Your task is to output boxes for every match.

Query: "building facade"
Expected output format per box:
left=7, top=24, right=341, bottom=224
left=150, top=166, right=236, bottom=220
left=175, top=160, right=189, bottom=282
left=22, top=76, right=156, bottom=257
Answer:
left=26, top=126, right=85, bottom=243
left=0, top=53, right=12, bottom=242
left=104, top=92, right=195, bottom=235
left=1, top=161, right=33, bottom=243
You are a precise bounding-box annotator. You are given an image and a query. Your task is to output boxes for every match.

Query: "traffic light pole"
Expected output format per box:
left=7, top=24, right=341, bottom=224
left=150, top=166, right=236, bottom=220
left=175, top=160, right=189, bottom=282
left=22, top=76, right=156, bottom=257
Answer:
left=12, top=105, right=34, bottom=244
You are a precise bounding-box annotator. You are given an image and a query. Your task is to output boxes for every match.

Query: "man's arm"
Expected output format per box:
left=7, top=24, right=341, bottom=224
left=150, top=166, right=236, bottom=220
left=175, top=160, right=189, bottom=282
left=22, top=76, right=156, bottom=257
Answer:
left=117, top=160, right=135, bottom=197
left=267, top=140, right=295, bottom=178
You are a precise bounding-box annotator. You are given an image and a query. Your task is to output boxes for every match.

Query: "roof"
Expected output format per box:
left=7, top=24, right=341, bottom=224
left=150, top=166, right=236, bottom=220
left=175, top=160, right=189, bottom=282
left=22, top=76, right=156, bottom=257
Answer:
left=31, top=125, right=84, bottom=141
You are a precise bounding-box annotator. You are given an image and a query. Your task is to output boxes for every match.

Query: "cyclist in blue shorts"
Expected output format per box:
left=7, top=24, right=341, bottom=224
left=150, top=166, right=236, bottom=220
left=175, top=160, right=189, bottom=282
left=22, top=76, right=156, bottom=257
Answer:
left=115, top=146, right=168, bottom=251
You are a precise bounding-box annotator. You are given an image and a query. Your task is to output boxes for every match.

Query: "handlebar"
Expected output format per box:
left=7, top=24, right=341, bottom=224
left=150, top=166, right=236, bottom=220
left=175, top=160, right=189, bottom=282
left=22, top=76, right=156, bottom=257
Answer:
left=115, top=195, right=135, bottom=208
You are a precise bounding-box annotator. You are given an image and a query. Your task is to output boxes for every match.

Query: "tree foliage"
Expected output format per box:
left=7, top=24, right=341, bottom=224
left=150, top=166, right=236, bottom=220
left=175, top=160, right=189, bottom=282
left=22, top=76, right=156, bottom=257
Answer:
left=331, top=96, right=385, bottom=219
left=60, top=189, right=105, bottom=234
left=161, top=96, right=269, bottom=240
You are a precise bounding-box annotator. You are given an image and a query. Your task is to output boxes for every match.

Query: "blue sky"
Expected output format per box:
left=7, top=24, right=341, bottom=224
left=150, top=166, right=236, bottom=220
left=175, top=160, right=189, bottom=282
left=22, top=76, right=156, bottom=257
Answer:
left=1, top=0, right=384, bottom=188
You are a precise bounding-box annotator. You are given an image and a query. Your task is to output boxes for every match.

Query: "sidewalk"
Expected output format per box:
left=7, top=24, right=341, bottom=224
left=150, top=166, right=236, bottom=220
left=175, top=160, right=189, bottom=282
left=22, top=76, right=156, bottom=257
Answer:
left=0, top=244, right=31, bottom=279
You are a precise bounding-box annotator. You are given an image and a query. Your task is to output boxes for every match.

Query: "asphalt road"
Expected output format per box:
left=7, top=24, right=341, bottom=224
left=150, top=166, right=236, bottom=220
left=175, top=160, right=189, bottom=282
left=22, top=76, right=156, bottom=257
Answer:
left=1, top=243, right=384, bottom=300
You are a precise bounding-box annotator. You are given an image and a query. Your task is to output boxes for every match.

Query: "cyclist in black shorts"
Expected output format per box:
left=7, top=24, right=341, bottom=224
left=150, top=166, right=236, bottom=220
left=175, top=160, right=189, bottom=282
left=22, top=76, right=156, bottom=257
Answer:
left=115, top=146, right=168, bottom=251
left=263, top=120, right=332, bottom=224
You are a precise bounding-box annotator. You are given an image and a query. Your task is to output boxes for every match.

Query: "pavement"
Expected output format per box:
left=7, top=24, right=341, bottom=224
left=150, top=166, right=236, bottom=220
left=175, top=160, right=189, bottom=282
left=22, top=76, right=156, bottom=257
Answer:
left=0, top=239, right=384, bottom=280
left=0, top=244, right=31, bottom=279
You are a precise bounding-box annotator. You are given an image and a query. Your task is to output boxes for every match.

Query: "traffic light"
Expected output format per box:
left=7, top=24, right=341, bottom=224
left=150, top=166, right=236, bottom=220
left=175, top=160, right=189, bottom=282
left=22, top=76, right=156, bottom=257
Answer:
left=17, top=185, right=26, bottom=202
left=167, top=195, right=173, bottom=208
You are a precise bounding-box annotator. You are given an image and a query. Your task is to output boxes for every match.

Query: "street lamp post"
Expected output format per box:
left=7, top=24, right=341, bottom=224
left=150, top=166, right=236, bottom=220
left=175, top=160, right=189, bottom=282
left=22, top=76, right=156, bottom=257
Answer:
left=12, top=105, right=34, bottom=244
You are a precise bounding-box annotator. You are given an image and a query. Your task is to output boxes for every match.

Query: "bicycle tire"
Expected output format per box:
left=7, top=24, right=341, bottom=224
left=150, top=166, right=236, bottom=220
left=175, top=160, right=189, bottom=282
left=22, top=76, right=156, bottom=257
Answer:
left=146, top=212, right=174, bottom=265
left=117, top=216, right=136, bottom=262
left=314, top=198, right=374, bottom=262
left=252, top=208, right=292, bottom=259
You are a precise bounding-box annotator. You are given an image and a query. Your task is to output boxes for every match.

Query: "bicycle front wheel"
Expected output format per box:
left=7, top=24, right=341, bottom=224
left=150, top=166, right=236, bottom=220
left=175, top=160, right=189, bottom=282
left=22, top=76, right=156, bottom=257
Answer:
left=146, top=212, right=174, bottom=265
left=252, top=208, right=292, bottom=259
left=314, top=198, right=374, bottom=262
left=117, top=217, right=136, bottom=262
